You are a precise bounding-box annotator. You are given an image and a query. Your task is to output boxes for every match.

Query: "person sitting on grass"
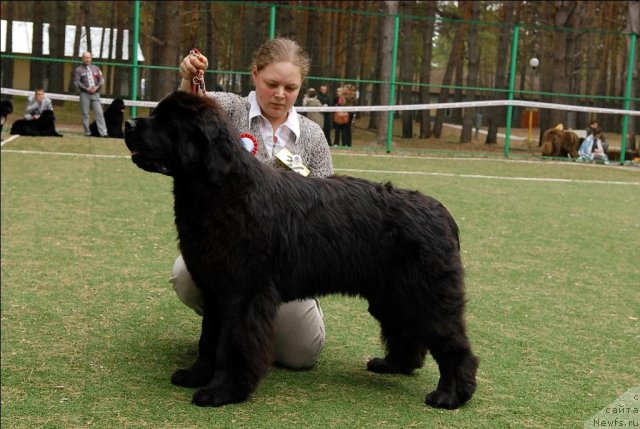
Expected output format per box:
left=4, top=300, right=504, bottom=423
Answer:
left=578, top=127, right=609, bottom=164
left=24, top=89, right=54, bottom=121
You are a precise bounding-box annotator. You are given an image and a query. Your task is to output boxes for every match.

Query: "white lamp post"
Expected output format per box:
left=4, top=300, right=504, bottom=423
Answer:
left=527, top=58, right=539, bottom=145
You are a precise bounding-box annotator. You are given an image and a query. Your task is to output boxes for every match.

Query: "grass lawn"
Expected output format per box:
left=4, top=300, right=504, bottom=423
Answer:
left=1, top=134, right=639, bottom=428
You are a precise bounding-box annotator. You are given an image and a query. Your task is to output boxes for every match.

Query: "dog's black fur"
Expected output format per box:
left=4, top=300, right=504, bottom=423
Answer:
left=124, top=91, right=478, bottom=409
left=1, top=99, right=14, bottom=138
left=90, top=98, right=125, bottom=138
left=10, top=110, right=62, bottom=137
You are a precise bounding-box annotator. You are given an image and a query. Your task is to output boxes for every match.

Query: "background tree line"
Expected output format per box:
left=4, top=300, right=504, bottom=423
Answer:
left=1, top=1, right=638, bottom=148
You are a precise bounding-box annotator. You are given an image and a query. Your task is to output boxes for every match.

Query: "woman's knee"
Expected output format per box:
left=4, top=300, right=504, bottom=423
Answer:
left=273, top=299, right=326, bottom=369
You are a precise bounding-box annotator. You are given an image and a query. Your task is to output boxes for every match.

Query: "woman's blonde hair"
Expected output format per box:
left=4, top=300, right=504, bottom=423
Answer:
left=251, top=38, right=311, bottom=80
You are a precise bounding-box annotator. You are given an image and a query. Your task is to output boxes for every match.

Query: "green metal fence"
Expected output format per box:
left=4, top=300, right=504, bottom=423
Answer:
left=1, top=1, right=638, bottom=159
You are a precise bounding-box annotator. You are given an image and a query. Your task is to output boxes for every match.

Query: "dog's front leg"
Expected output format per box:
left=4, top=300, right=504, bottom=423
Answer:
left=171, top=298, right=220, bottom=388
left=192, top=287, right=280, bottom=407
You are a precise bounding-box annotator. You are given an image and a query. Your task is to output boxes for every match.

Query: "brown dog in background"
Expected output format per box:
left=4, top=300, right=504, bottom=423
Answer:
left=541, top=127, right=580, bottom=158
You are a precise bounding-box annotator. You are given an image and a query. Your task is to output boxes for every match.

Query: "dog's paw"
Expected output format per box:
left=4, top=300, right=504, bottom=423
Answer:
left=192, top=387, right=248, bottom=407
left=367, top=357, right=413, bottom=375
left=367, top=357, right=395, bottom=373
left=171, top=368, right=207, bottom=388
left=425, top=388, right=471, bottom=409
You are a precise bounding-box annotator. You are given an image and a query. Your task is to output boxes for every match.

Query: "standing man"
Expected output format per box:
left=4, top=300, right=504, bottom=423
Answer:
left=73, top=51, right=107, bottom=137
left=317, top=84, right=332, bottom=146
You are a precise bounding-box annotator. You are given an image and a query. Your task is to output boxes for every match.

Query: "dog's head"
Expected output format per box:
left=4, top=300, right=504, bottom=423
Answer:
left=40, top=110, right=55, bottom=121
left=1, top=100, right=13, bottom=117
left=111, top=98, right=125, bottom=112
left=124, top=91, right=241, bottom=181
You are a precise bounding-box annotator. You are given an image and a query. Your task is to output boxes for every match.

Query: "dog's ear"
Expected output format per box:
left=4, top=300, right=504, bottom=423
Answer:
left=189, top=108, right=236, bottom=185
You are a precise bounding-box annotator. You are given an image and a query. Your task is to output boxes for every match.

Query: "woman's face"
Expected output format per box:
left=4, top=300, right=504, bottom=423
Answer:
left=252, top=61, right=302, bottom=127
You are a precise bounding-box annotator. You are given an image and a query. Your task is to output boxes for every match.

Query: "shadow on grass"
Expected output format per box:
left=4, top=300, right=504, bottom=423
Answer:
left=116, top=328, right=428, bottom=404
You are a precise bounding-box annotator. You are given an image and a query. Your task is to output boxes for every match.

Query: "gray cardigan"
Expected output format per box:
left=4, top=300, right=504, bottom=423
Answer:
left=209, top=91, right=334, bottom=179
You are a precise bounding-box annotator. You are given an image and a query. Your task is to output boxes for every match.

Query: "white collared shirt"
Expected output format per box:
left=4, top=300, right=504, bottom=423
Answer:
left=247, top=91, right=300, bottom=156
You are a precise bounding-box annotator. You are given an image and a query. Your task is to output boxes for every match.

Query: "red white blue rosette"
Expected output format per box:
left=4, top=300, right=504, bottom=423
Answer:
left=239, top=133, right=258, bottom=156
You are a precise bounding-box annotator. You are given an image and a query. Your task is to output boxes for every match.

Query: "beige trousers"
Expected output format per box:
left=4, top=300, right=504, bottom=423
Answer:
left=169, top=254, right=325, bottom=369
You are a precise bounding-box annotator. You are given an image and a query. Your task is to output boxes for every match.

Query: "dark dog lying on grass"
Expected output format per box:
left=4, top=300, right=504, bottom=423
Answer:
left=10, top=110, right=62, bottom=137
left=124, top=91, right=478, bottom=409
left=90, top=98, right=125, bottom=138
left=1, top=99, right=13, bottom=139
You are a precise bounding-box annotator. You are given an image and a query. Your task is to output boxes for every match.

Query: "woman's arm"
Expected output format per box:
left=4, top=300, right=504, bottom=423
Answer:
left=24, top=97, right=39, bottom=119
left=178, top=51, right=209, bottom=92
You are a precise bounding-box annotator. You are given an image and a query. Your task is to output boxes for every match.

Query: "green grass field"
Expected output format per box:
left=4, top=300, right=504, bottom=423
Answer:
left=2, top=134, right=638, bottom=428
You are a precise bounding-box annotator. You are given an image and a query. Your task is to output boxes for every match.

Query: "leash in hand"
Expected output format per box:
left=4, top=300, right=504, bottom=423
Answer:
left=189, top=48, right=207, bottom=95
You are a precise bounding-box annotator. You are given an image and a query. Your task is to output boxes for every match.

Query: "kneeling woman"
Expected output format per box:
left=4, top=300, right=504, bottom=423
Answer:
left=171, top=38, right=333, bottom=369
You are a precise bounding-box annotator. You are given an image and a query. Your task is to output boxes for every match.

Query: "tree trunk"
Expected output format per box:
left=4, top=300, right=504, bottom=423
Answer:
left=452, top=31, right=465, bottom=125
left=565, top=2, right=584, bottom=130
left=48, top=1, right=67, bottom=104
left=432, top=22, right=465, bottom=138
left=368, top=33, right=382, bottom=132
left=112, top=3, right=128, bottom=98
left=486, top=1, right=515, bottom=144
left=30, top=1, right=45, bottom=90
left=548, top=1, right=578, bottom=129
left=307, top=7, right=322, bottom=84
left=624, top=0, right=640, bottom=151
left=345, top=5, right=362, bottom=82
left=82, top=1, right=92, bottom=55
left=461, top=1, right=480, bottom=143
left=400, top=2, right=414, bottom=139
left=376, top=1, right=398, bottom=147
left=419, top=1, right=436, bottom=139
left=148, top=2, right=181, bottom=100
left=67, top=6, right=84, bottom=94
left=1, top=1, right=15, bottom=89
left=358, top=10, right=375, bottom=107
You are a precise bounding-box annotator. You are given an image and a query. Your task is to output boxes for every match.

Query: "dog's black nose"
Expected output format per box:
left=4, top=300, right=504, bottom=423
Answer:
left=125, top=119, right=136, bottom=131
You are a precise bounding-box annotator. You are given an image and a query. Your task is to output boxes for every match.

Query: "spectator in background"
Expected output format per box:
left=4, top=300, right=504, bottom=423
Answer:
left=585, top=119, right=609, bottom=154
left=73, top=51, right=108, bottom=137
left=317, top=84, right=332, bottom=145
left=578, top=127, right=609, bottom=164
left=333, top=85, right=357, bottom=147
left=24, top=89, right=54, bottom=120
left=302, top=88, right=324, bottom=130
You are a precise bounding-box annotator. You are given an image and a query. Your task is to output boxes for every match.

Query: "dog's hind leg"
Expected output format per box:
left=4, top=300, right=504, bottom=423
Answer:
left=424, top=320, right=478, bottom=409
left=191, top=287, right=279, bottom=407
left=366, top=303, right=427, bottom=375
left=367, top=327, right=427, bottom=375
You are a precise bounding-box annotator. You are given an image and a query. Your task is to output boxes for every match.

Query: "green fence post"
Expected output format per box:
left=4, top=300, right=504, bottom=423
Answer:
left=386, top=14, right=400, bottom=153
left=619, top=32, right=637, bottom=165
left=504, top=24, right=520, bottom=158
left=130, top=0, right=140, bottom=118
left=269, top=6, right=276, bottom=39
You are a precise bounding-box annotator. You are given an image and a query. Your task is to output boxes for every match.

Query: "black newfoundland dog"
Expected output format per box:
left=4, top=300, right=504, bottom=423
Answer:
left=10, top=110, right=62, bottom=137
left=124, top=91, right=478, bottom=409
left=90, top=98, right=125, bottom=138
left=1, top=99, right=13, bottom=138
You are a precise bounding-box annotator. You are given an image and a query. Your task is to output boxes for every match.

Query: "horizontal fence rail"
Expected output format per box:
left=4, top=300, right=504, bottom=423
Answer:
left=3, top=88, right=638, bottom=117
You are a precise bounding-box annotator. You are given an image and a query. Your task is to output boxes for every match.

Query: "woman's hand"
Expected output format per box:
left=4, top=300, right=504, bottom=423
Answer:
left=179, top=51, right=209, bottom=81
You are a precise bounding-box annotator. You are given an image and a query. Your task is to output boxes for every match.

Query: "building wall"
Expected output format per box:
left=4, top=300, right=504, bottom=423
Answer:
left=12, top=59, right=29, bottom=89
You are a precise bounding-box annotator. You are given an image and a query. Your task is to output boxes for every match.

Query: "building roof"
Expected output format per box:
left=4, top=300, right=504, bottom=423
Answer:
left=0, top=20, right=145, bottom=61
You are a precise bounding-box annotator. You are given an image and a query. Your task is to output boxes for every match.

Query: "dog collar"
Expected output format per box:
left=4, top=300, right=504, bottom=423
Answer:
left=240, top=133, right=258, bottom=156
